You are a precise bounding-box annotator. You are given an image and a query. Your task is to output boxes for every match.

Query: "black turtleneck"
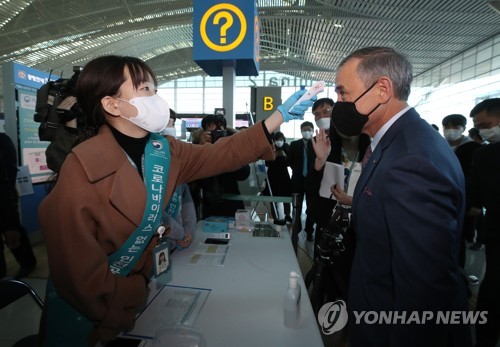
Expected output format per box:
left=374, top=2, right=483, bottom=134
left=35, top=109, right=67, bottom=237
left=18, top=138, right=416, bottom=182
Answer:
left=109, top=126, right=150, bottom=178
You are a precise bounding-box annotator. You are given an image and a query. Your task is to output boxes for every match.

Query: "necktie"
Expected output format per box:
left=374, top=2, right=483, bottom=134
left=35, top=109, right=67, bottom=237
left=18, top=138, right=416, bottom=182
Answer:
left=361, top=146, right=373, bottom=169
left=302, top=144, right=308, bottom=177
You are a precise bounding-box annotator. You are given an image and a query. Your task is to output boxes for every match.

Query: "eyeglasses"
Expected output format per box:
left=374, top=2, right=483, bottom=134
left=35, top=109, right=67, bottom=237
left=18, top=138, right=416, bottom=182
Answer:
left=312, top=107, right=332, bottom=117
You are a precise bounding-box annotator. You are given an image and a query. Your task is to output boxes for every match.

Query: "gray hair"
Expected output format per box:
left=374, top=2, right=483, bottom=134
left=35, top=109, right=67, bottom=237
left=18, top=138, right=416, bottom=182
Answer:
left=339, top=47, right=413, bottom=101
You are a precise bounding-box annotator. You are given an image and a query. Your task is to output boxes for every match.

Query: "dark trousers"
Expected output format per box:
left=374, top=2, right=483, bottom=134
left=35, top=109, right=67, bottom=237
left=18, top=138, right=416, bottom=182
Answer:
left=475, top=239, right=500, bottom=347
left=296, top=191, right=314, bottom=235
left=475, top=212, right=486, bottom=244
left=292, top=176, right=314, bottom=236
left=0, top=226, right=37, bottom=278
left=460, top=215, right=477, bottom=268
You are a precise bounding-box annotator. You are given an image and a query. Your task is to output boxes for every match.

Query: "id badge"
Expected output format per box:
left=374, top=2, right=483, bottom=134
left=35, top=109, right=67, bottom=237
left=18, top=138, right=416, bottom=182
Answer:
left=153, top=240, right=170, bottom=277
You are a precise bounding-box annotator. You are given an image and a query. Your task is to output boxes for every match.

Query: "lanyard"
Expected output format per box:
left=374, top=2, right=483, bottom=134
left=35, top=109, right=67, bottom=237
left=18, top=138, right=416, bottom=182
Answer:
left=108, top=133, right=171, bottom=276
left=341, top=149, right=359, bottom=191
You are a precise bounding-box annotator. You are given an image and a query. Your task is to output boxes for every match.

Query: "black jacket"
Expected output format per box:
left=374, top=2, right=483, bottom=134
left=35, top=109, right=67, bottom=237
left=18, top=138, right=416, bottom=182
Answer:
left=288, top=138, right=314, bottom=185
left=0, top=133, right=22, bottom=232
left=470, top=141, right=500, bottom=240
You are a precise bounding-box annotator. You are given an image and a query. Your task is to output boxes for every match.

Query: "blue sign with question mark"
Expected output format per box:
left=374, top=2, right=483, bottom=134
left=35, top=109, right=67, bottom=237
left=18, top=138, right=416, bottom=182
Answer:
left=193, top=0, right=260, bottom=76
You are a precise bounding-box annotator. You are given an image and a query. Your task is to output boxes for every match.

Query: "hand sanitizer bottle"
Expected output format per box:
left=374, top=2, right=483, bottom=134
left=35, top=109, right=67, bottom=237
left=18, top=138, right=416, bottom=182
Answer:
left=284, top=271, right=301, bottom=328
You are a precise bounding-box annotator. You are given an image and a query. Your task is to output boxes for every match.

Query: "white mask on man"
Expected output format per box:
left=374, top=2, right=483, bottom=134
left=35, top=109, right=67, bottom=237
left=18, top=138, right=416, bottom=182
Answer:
left=443, top=129, right=463, bottom=142
left=315, top=118, right=330, bottom=130
left=119, top=94, right=170, bottom=133
left=479, top=125, right=500, bottom=143
left=302, top=130, right=313, bottom=140
left=275, top=140, right=284, bottom=148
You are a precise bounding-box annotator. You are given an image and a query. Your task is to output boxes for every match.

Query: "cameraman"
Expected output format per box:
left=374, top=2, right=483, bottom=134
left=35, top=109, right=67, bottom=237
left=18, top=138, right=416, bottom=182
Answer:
left=36, top=68, right=86, bottom=174
left=191, top=114, right=250, bottom=219
left=0, top=132, right=37, bottom=279
left=192, top=114, right=224, bottom=145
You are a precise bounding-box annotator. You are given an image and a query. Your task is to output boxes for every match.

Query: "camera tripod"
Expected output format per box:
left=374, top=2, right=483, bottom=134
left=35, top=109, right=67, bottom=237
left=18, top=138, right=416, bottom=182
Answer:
left=305, top=207, right=352, bottom=314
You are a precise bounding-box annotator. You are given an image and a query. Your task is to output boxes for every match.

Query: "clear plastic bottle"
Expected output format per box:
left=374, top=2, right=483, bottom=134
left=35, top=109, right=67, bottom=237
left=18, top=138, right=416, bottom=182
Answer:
left=284, top=271, right=301, bottom=328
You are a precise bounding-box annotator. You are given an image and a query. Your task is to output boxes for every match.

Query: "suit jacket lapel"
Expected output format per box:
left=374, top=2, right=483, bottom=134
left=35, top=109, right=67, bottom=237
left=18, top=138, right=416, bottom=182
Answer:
left=353, top=108, right=419, bottom=207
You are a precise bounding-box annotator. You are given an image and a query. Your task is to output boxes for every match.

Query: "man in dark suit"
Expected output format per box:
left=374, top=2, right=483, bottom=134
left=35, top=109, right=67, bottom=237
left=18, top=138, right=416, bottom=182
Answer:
left=288, top=121, right=315, bottom=241
left=441, top=114, right=482, bottom=268
left=330, top=47, right=471, bottom=346
left=469, top=98, right=500, bottom=347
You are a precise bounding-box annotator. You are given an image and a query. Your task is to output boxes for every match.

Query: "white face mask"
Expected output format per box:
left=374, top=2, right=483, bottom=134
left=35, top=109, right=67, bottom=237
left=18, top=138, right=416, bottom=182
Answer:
left=119, top=94, right=170, bottom=133
left=443, top=129, right=463, bottom=142
left=275, top=140, right=284, bottom=148
left=302, top=130, right=313, bottom=140
left=315, top=117, right=330, bottom=130
left=479, top=125, right=500, bottom=143
left=161, top=127, right=176, bottom=137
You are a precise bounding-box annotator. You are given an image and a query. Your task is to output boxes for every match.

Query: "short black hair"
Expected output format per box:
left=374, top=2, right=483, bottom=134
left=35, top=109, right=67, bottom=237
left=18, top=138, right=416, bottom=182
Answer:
left=169, top=108, right=177, bottom=120
left=274, top=131, right=285, bottom=141
left=300, top=121, right=314, bottom=130
left=470, top=98, right=500, bottom=118
left=442, top=114, right=466, bottom=128
left=468, top=127, right=480, bottom=137
left=312, top=97, right=334, bottom=111
left=201, top=114, right=226, bottom=130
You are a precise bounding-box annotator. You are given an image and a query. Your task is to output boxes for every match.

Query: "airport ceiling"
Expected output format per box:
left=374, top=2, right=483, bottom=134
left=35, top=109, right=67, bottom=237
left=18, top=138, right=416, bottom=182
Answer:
left=1, top=0, right=500, bottom=97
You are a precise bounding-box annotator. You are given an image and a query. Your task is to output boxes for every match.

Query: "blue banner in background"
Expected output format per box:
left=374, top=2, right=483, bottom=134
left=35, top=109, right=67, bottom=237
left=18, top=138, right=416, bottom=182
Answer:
left=17, top=86, right=53, bottom=183
left=12, top=62, right=52, bottom=89
left=193, top=0, right=260, bottom=76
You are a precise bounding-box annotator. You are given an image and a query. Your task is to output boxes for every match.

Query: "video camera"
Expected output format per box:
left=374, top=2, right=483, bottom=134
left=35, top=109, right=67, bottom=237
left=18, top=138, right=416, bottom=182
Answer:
left=317, top=205, right=351, bottom=260
left=211, top=129, right=227, bottom=143
left=211, top=108, right=228, bottom=143
left=34, top=66, right=83, bottom=141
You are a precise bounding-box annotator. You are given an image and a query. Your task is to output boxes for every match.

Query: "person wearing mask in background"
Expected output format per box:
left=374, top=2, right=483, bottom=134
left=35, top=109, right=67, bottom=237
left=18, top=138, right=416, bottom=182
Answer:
left=0, top=132, right=37, bottom=279
left=262, top=131, right=293, bottom=223
left=191, top=114, right=250, bottom=219
left=441, top=114, right=482, bottom=270
left=468, top=127, right=485, bottom=145
left=38, top=55, right=315, bottom=346
left=469, top=98, right=500, bottom=347
left=330, top=46, right=470, bottom=347
left=288, top=121, right=315, bottom=241
left=305, top=97, right=371, bottom=309
left=161, top=110, right=196, bottom=251
left=160, top=108, right=177, bottom=138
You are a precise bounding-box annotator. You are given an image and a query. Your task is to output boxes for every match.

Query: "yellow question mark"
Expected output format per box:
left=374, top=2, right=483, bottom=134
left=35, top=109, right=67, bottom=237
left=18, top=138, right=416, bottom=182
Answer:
left=213, top=11, right=234, bottom=44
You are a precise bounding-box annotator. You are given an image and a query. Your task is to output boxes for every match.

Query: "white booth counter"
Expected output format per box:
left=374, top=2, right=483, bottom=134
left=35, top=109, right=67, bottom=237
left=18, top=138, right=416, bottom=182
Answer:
left=124, top=223, right=324, bottom=347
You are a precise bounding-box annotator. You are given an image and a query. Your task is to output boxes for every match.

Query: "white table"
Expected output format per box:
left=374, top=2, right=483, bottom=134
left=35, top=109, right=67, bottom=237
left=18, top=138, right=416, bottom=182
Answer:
left=137, top=223, right=324, bottom=347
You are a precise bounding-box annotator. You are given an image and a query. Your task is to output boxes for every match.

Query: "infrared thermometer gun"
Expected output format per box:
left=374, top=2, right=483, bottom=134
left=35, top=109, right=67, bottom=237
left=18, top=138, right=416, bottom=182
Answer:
left=289, top=81, right=325, bottom=113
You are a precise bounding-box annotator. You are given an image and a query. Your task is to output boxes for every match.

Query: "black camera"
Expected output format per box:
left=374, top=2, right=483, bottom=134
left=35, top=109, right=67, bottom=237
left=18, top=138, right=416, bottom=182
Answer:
left=328, top=205, right=351, bottom=231
left=211, top=129, right=227, bottom=143
left=210, top=111, right=228, bottom=143
left=317, top=205, right=351, bottom=260
left=34, top=67, right=83, bottom=141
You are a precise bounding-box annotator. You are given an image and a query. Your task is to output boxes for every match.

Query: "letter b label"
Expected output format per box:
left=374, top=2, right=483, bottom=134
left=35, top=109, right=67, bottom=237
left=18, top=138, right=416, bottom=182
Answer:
left=263, top=96, right=274, bottom=111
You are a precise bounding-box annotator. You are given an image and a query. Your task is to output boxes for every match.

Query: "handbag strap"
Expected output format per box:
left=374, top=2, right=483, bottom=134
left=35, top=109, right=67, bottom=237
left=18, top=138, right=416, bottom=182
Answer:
left=108, top=133, right=171, bottom=276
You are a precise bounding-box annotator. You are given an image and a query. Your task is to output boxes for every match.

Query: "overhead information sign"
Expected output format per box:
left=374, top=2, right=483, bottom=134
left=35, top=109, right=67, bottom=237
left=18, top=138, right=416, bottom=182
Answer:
left=193, top=0, right=260, bottom=76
